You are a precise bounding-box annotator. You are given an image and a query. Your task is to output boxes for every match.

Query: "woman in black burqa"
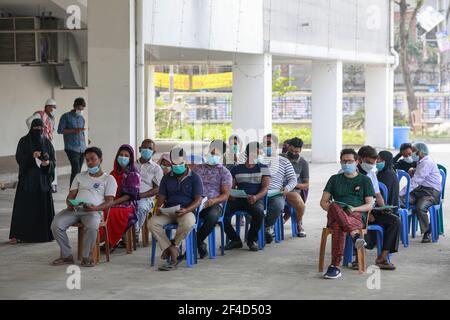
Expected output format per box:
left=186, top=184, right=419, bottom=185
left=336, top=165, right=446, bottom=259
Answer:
left=9, top=118, right=55, bottom=244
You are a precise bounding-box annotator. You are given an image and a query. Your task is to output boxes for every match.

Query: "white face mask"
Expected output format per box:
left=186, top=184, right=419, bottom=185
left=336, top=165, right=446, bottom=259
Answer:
left=361, top=162, right=376, bottom=173
left=50, top=110, right=56, bottom=117
left=76, top=109, right=84, bottom=116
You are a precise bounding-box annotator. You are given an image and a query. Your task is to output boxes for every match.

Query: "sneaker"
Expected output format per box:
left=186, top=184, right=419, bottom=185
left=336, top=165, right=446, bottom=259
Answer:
left=247, top=241, right=259, bottom=252
left=421, top=232, right=431, bottom=243
left=323, top=265, right=342, bottom=279
left=198, top=242, right=208, bottom=259
left=158, top=261, right=177, bottom=271
left=224, top=240, right=243, bottom=250
left=265, top=229, right=274, bottom=244
left=353, top=234, right=366, bottom=249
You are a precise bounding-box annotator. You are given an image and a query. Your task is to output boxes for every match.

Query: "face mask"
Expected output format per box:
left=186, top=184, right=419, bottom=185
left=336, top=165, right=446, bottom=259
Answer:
left=206, top=154, right=221, bottom=166
left=264, top=147, right=273, bottom=157
left=361, top=162, right=376, bottom=173
left=172, top=163, right=186, bottom=175
left=76, top=109, right=84, bottom=116
left=31, top=128, right=43, bottom=136
left=140, top=148, right=154, bottom=160
left=252, top=155, right=264, bottom=164
left=50, top=110, right=56, bottom=117
left=232, top=145, right=240, bottom=155
left=88, top=165, right=100, bottom=175
left=341, top=163, right=357, bottom=174
left=376, top=162, right=385, bottom=171
left=412, top=153, right=420, bottom=162
left=403, top=156, right=413, bottom=164
left=117, top=156, right=130, bottom=168
left=287, top=152, right=300, bottom=160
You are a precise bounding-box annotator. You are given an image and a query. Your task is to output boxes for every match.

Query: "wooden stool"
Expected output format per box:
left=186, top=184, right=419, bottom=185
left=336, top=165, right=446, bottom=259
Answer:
left=141, top=215, right=150, bottom=247
left=73, top=209, right=111, bottom=264
left=318, top=227, right=366, bottom=274
left=124, top=225, right=137, bottom=254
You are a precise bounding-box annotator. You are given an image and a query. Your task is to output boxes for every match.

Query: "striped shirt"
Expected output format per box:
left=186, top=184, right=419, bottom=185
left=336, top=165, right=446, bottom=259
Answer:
left=231, top=164, right=271, bottom=195
left=57, top=111, right=86, bottom=153
left=263, top=156, right=297, bottom=192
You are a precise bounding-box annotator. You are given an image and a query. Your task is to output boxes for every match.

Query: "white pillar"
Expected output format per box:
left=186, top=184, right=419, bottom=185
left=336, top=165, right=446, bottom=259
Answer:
left=365, top=65, right=394, bottom=149
left=232, top=53, right=272, bottom=143
left=312, top=61, right=343, bottom=163
left=88, top=0, right=136, bottom=171
left=146, top=65, right=156, bottom=139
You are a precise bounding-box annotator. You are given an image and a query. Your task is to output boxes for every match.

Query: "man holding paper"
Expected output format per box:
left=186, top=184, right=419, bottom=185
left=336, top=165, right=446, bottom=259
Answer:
left=193, top=140, right=232, bottom=259
left=148, top=147, right=203, bottom=271
left=51, top=147, right=117, bottom=267
left=224, top=142, right=271, bottom=252
left=261, top=134, right=298, bottom=244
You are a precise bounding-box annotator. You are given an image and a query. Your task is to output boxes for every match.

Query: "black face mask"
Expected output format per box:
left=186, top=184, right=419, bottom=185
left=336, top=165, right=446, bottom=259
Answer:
left=287, top=152, right=299, bottom=160
left=31, top=129, right=44, bottom=148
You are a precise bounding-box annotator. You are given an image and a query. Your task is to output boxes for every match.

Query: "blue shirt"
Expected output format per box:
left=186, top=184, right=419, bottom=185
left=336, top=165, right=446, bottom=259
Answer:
left=231, top=163, right=271, bottom=195
left=158, top=169, right=204, bottom=208
left=57, top=111, right=86, bottom=153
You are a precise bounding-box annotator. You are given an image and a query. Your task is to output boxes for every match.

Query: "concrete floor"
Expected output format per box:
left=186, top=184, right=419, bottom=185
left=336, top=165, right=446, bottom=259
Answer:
left=0, top=146, right=449, bottom=300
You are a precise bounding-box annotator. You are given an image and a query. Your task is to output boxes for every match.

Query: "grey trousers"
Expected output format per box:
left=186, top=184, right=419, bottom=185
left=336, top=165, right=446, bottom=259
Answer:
left=51, top=209, right=101, bottom=259
left=402, top=186, right=440, bottom=233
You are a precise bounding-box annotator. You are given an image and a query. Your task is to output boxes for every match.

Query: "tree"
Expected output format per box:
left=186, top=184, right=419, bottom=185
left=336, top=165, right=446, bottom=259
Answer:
left=396, top=0, right=425, bottom=125
left=272, top=69, right=297, bottom=119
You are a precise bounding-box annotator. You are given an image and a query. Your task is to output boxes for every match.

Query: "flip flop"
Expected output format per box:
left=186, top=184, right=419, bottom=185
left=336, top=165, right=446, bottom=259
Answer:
left=51, top=257, right=75, bottom=266
left=376, top=261, right=396, bottom=270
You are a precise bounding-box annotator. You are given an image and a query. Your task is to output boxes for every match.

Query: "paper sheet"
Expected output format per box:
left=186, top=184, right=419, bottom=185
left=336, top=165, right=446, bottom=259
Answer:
left=230, top=189, right=248, bottom=198
left=160, top=205, right=181, bottom=216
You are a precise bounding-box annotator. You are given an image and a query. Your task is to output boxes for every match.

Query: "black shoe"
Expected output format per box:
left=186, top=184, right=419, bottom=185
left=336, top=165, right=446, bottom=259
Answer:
left=247, top=241, right=259, bottom=251
left=224, top=240, right=243, bottom=250
left=265, top=230, right=273, bottom=244
left=422, top=232, right=431, bottom=243
left=198, top=242, right=208, bottom=259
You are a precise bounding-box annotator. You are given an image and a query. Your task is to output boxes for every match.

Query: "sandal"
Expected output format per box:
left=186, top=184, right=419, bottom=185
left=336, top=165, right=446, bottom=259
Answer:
left=51, top=256, right=75, bottom=266
left=350, top=260, right=359, bottom=270
left=80, top=258, right=95, bottom=268
left=8, top=238, right=18, bottom=245
left=376, top=260, right=396, bottom=270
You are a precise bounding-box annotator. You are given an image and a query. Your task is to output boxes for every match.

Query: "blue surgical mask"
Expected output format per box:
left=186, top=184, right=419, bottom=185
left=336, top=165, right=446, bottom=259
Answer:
left=412, top=153, right=420, bottom=162
left=172, top=163, right=186, bottom=175
left=376, top=162, right=385, bottom=171
left=117, top=156, right=130, bottom=168
left=264, top=147, right=273, bottom=157
left=361, top=162, right=376, bottom=173
left=88, top=165, right=100, bottom=175
left=341, top=163, right=357, bottom=174
left=206, top=154, right=221, bottom=166
left=140, top=148, right=154, bottom=160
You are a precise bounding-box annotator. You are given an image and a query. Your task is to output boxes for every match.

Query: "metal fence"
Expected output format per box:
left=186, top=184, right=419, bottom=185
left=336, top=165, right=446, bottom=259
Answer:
left=158, top=91, right=450, bottom=123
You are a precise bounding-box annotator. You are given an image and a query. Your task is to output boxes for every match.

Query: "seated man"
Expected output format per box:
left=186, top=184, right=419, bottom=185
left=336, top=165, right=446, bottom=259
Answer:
left=320, top=148, right=375, bottom=279
left=280, top=137, right=309, bottom=237
left=193, top=140, right=232, bottom=258
left=357, top=146, right=400, bottom=270
left=135, top=139, right=164, bottom=242
left=51, top=147, right=117, bottom=267
left=261, top=134, right=297, bottom=243
left=148, top=147, right=203, bottom=271
left=393, top=143, right=416, bottom=174
left=224, top=142, right=271, bottom=251
left=400, top=142, right=442, bottom=243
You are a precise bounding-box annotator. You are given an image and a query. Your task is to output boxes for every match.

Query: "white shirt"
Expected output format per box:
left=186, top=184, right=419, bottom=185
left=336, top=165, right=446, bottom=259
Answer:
left=70, top=172, right=117, bottom=207
left=136, top=159, right=164, bottom=193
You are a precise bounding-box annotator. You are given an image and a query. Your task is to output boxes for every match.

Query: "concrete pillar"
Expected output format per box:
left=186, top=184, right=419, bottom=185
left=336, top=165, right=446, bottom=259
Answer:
left=88, top=0, right=136, bottom=171
left=365, top=65, right=394, bottom=149
left=232, top=53, right=272, bottom=144
left=146, top=65, right=156, bottom=139
left=311, top=61, right=343, bottom=163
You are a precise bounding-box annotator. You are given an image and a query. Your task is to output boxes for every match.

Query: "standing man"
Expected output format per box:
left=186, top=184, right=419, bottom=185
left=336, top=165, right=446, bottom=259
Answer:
left=26, top=98, right=58, bottom=192
left=57, top=97, right=87, bottom=186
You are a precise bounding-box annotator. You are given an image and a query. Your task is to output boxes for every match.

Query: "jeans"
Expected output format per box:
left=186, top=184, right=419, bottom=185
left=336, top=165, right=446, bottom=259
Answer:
left=197, top=204, right=222, bottom=244
left=65, top=149, right=84, bottom=186
left=224, top=198, right=264, bottom=243
left=265, top=195, right=285, bottom=227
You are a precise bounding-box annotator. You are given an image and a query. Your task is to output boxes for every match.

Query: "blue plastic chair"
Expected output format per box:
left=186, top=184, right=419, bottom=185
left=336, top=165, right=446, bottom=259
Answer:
left=197, top=201, right=228, bottom=259
left=285, top=203, right=299, bottom=238
left=437, top=164, right=447, bottom=235
left=409, top=169, right=446, bottom=243
left=231, top=195, right=268, bottom=250
left=150, top=207, right=201, bottom=268
left=396, top=170, right=411, bottom=247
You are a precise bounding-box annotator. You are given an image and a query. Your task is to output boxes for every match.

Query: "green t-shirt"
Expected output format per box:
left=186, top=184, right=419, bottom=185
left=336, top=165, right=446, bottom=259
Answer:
left=324, top=173, right=375, bottom=222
